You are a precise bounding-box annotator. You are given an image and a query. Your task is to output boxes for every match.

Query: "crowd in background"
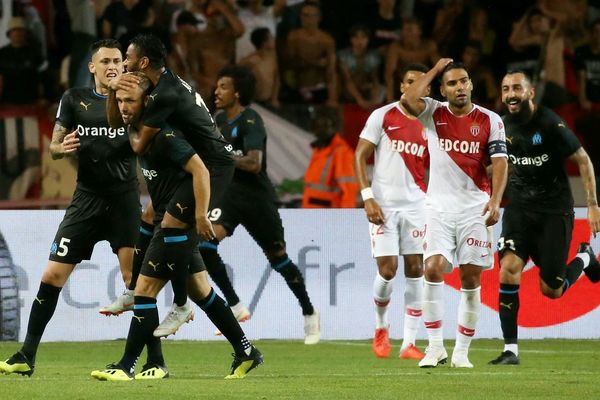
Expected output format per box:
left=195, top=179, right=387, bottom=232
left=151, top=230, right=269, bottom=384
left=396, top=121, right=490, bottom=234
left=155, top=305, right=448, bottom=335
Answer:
left=0, top=0, right=599, bottom=174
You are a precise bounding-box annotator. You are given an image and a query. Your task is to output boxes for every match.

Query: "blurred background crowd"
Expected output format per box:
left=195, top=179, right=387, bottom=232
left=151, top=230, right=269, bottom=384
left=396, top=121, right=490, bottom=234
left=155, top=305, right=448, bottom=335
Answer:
left=0, top=0, right=599, bottom=206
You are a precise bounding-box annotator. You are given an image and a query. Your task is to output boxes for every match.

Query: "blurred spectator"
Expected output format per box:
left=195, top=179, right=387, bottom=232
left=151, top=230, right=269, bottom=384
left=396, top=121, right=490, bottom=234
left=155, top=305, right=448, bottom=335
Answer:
left=101, top=0, right=139, bottom=39
left=337, top=24, right=382, bottom=110
left=507, top=6, right=551, bottom=80
left=170, top=10, right=202, bottom=89
left=65, top=0, right=97, bottom=88
left=575, top=19, right=600, bottom=111
left=16, top=0, right=47, bottom=59
left=0, top=17, right=45, bottom=105
left=285, top=2, right=337, bottom=106
left=467, top=7, right=496, bottom=62
left=235, top=0, right=286, bottom=62
left=302, top=108, right=358, bottom=208
left=460, top=41, right=497, bottom=109
left=431, top=0, right=469, bottom=57
left=384, top=17, right=438, bottom=102
left=118, top=0, right=171, bottom=54
left=239, top=27, right=280, bottom=108
left=366, top=0, right=401, bottom=57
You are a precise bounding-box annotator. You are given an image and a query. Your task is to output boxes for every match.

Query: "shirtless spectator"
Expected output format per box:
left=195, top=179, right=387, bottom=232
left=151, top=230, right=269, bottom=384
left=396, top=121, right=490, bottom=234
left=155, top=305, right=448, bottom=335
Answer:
left=367, top=0, right=401, bottom=57
left=384, top=17, right=438, bottom=102
left=285, top=2, right=337, bottom=107
left=236, top=0, right=287, bottom=62
left=170, top=10, right=202, bottom=90
left=101, top=0, right=139, bottom=40
left=337, top=24, right=382, bottom=110
left=461, top=41, right=497, bottom=109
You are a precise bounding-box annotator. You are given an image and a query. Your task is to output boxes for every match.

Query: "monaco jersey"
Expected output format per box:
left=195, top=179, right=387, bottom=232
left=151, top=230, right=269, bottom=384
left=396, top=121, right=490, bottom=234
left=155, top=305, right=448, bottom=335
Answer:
left=418, top=98, right=507, bottom=213
left=360, top=102, right=428, bottom=210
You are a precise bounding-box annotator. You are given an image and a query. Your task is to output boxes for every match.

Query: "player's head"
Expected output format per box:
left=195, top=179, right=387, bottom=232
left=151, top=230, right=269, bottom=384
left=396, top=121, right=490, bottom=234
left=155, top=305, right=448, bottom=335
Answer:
left=215, top=66, right=256, bottom=109
left=250, top=27, right=274, bottom=51
left=501, top=70, right=535, bottom=121
left=126, top=34, right=167, bottom=72
left=399, top=63, right=429, bottom=96
left=116, top=72, right=154, bottom=125
left=439, top=62, right=472, bottom=107
left=88, top=39, right=123, bottom=89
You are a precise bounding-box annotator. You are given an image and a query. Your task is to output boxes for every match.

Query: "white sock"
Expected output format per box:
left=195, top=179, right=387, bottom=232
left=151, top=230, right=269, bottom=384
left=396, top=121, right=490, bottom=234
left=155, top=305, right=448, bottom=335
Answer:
left=373, top=273, right=393, bottom=329
left=454, top=286, right=481, bottom=353
left=504, top=343, right=518, bottom=356
left=401, top=276, right=423, bottom=350
left=577, top=252, right=591, bottom=268
left=422, top=280, right=444, bottom=348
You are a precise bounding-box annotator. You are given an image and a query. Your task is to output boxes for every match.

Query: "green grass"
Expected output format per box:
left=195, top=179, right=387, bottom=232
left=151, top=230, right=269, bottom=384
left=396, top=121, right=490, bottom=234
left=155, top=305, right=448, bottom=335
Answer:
left=0, top=339, right=599, bottom=400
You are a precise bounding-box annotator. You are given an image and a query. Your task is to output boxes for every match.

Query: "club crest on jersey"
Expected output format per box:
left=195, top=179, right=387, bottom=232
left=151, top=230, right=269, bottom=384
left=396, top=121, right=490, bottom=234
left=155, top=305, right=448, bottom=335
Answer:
left=231, top=126, right=238, bottom=139
left=470, top=124, right=480, bottom=137
left=532, top=132, right=542, bottom=145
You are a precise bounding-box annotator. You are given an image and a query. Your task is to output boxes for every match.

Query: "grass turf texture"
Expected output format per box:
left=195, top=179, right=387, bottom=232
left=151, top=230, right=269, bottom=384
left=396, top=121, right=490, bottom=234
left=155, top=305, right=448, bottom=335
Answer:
left=0, top=339, right=599, bottom=400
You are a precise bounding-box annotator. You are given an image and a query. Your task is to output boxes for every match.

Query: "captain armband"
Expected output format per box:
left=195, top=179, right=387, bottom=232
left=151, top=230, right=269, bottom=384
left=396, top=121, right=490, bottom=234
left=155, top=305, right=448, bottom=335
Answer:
left=488, top=140, right=507, bottom=156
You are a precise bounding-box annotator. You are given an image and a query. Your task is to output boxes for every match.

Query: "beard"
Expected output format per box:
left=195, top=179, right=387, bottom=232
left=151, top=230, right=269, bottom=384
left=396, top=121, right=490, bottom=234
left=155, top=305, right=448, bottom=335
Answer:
left=504, top=99, right=534, bottom=124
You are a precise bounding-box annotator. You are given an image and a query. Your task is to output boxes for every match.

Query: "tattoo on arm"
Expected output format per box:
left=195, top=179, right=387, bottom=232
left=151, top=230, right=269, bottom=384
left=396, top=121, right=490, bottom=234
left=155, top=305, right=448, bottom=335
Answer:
left=50, top=123, right=68, bottom=159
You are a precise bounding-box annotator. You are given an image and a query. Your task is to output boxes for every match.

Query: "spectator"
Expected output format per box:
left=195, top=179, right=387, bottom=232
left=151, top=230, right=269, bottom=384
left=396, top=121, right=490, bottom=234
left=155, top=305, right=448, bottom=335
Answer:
left=239, top=27, right=281, bottom=108
left=384, top=17, right=438, bottom=102
left=466, top=7, right=496, bottom=62
left=431, top=0, right=470, bottom=57
left=337, top=24, right=383, bottom=110
left=118, top=0, right=171, bottom=56
left=101, top=0, right=139, bottom=39
left=285, top=2, right=337, bottom=106
left=507, top=6, right=551, bottom=80
left=302, top=108, right=359, bottom=208
left=575, top=19, right=600, bottom=112
left=235, top=0, right=286, bottom=62
left=367, top=0, right=401, bottom=57
left=170, top=10, right=202, bottom=90
left=0, top=17, right=45, bottom=105
left=65, top=0, right=97, bottom=88
left=460, top=41, right=497, bottom=109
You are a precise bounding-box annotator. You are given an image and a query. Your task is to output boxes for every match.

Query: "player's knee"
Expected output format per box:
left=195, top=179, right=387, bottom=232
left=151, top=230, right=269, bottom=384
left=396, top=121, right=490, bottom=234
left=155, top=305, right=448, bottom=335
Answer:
left=41, top=262, right=73, bottom=286
left=423, top=259, right=445, bottom=282
left=403, top=256, right=423, bottom=279
left=376, top=257, right=397, bottom=279
left=541, top=287, right=562, bottom=299
left=268, top=252, right=292, bottom=271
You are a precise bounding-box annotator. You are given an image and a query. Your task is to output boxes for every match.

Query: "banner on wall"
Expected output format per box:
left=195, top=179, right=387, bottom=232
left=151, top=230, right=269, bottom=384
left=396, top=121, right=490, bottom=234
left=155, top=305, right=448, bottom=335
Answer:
left=0, top=209, right=599, bottom=342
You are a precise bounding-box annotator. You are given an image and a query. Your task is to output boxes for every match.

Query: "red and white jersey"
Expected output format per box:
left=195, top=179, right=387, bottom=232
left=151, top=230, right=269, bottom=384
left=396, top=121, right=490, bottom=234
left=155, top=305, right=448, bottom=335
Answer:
left=418, top=97, right=507, bottom=213
left=360, top=102, right=428, bottom=211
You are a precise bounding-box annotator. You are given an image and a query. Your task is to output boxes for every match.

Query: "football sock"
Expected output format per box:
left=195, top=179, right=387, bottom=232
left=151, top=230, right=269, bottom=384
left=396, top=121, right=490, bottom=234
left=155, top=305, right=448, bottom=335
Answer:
left=563, top=257, right=585, bottom=294
left=423, top=280, right=444, bottom=347
left=120, top=296, right=158, bottom=374
left=200, top=240, right=240, bottom=306
left=373, top=273, right=393, bottom=329
left=454, top=286, right=480, bottom=353
left=401, top=276, right=423, bottom=349
left=498, top=283, right=519, bottom=347
left=21, top=282, right=61, bottom=362
left=145, top=336, right=165, bottom=367
left=161, top=227, right=196, bottom=304
left=270, top=254, right=314, bottom=316
left=129, top=221, right=154, bottom=291
left=195, top=288, right=251, bottom=356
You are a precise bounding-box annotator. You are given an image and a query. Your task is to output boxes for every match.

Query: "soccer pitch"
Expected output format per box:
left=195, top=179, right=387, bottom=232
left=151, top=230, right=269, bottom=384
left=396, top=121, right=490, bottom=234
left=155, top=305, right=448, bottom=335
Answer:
left=0, top=339, right=598, bottom=400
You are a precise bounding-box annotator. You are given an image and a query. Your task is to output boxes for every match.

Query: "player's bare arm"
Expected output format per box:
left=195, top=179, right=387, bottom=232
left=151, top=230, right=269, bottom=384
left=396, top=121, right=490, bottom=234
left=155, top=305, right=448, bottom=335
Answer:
left=569, top=147, right=600, bottom=235
left=183, top=154, right=215, bottom=241
left=49, top=122, right=80, bottom=160
left=355, top=138, right=384, bottom=225
left=483, top=156, right=508, bottom=226
left=401, top=58, right=452, bottom=117
left=233, top=149, right=262, bottom=174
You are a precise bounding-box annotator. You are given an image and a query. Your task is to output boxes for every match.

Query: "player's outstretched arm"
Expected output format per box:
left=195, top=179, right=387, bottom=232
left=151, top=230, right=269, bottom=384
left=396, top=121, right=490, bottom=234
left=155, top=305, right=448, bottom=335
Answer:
left=355, top=138, right=384, bottom=225
left=183, top=154, right=215, bottom=241
left=401, top=58, right=452, bottom=117
left=49, top=122, right=80, bottom=160
left=482, top=156, right=508, bottom=226
left=570, top=147, right=600, bottom=235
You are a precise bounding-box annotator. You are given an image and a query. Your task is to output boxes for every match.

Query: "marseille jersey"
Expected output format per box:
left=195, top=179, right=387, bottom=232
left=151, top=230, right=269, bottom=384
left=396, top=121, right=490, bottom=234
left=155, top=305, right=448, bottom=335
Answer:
left=418, top=97, right=507, bottom=212
left=360, top=102, right=428, bottom=210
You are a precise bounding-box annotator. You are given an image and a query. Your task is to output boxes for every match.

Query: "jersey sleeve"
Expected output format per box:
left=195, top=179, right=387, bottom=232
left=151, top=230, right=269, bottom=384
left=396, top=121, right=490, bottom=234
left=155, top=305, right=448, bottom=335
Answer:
left=242, top=111, right=266, bottom=152
left=487, top=112, right=508, bottom=158
left=141, top=88, right=178, bottom=129
left=55, top=90, right=75, bottom=129
left=158, top=130, right=197, bottom=167
left=359, top=108, right=384, bottom=146
left=551, top=115, right=582, bottom=158
left=417, top=97, right=441, bottom=126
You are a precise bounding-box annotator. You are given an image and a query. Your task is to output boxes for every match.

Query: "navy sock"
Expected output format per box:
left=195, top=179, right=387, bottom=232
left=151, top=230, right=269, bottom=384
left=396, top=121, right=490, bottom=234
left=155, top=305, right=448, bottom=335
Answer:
left=21, top=282, right=62, bottom=362
left=200, top=241, right=240, bottom=306
left=271, top=255, right=314, bottom=315
left=498, top=283, right=519, bottom=345
left=120, top=296, right=158, bottom=373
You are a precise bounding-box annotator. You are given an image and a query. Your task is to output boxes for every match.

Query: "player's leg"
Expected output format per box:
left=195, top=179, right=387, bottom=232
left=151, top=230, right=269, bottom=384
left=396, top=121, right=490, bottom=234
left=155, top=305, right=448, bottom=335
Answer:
left=399, top=254, right=424, bottom=360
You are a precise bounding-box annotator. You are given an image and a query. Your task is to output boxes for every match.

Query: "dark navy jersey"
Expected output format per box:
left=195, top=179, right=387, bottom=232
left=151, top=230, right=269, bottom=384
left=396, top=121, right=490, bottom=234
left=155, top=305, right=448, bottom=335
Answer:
left=215, top=107, right=275, bottom=195
left=56, top=87, right=137, bottom=194
left=141, top=69, right=233, bottom=167
left=139, top=128, right=196, bottom=219
left=504, top=106, right=581, bottom=213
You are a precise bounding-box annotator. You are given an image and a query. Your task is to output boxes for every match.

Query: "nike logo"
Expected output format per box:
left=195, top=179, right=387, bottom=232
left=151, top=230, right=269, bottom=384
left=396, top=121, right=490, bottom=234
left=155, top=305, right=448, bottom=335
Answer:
left=80, top=101, right=91, bottom=110
left=481, top=253, right=488, bottom=258
left=556, top=277, right=564, bottom=282
left=133, top=315, right=144, bottom=323
left=167, top=263, right=175, bottom=271
left=35, top=297, right=45, bottom=305
left=387, top=126, right=401, bottom=130
left=500, top=302, right=512, bottom=310
left=435, top=122, right=448, bottom=126
left=176, top=203, right=188, bottom=214
left=148, top=261, right=160, bottom=271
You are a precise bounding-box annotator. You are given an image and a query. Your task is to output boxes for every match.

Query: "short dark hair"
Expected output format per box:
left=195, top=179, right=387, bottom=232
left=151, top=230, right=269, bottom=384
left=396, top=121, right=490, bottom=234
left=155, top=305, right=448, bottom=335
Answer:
left=440, top=61, right=469, bottom=83
left=348, top=24, right=371, bottom=38
left=400, top=63, right=429, bottom=81
left=250, top=27, right=271, bottom=50
left=130, top=34, right=167, bottom=69
left=504, top=69, right=533, bottom=85
left=176, top=10, right=200, bottom=27
left=217, top=65, right=256, bottom=106
left=90, top=39, right=121, bottom=56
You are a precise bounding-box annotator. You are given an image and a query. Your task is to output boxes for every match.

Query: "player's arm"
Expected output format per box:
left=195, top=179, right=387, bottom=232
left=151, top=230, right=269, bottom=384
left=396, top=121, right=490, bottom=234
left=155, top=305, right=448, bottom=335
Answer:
left=49, top=122, right=80, bottom=160
left=233, top=149, right=262, bottom=174
left=401, top=58, right=452, bottom=117
left=483, top=155, right=508, bottom=226
left=569, top=147, right=600, bottom=235
left=182, top=154, right=216, bottom=241
left=355, top=138, right=384, bottom=224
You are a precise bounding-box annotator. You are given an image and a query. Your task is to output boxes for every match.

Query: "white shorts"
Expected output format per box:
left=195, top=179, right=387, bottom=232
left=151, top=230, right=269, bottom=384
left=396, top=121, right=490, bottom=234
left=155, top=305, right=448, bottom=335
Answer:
left=423, top=209, right=493, bottom=271
left=369, top=209, right=425, bottom=258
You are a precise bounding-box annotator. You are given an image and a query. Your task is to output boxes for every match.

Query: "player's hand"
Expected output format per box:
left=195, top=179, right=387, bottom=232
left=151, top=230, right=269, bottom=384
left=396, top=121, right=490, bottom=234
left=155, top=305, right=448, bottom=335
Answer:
left=364, top=198, right=385, bottom=226
left=588, top=205, right=600, bottom=237
left=482, top=200, right=501, bottom=226
left=434, top=58, right=453, bottom=74
left=61, top=130, right=80, bottom=156
left=108, top=73, right=141, bottom=91
left=196, top=214, right=216, bottom=241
